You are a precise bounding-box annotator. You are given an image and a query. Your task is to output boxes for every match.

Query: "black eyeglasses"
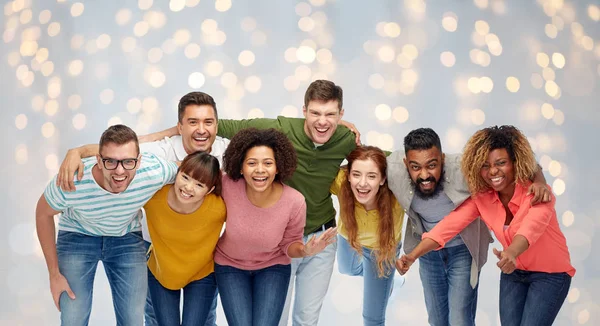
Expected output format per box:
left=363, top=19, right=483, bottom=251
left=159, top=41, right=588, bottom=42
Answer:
left=100, top=156, right=139, bottom=170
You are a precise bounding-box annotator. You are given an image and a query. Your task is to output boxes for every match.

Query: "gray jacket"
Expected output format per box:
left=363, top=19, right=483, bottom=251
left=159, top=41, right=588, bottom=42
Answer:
left=387, top=151, right=493, bottom=273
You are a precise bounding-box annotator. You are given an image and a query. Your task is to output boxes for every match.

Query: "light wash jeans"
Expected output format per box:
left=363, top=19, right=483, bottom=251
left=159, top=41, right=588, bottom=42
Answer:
left=419, top=243, right=479, bottom=326
left=56, top=231, right=147, bottom=326
left=278, top=228, right=337, bottom=326
left=336, top=235, right=401, bottom=326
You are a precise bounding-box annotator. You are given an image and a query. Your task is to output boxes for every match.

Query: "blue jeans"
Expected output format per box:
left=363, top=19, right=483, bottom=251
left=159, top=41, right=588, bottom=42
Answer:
left=147, top=268, right=217, bottom=326
left=500, top=270, right=571, bottom=326
left=56, top=231, right=147, bottom=326
left=144, top=241, right=218, bottom=326
left=337, top=235, right=400, bottom=326
left=279, top=229, right=337, bottom=326
left=419, top=243, right=478, bottom=326
left=215, top=263, right=291, bottom=326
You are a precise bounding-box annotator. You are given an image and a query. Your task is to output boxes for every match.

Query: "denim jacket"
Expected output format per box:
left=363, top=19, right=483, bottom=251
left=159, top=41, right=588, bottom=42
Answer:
left=387, top=151, right=493, bottom=278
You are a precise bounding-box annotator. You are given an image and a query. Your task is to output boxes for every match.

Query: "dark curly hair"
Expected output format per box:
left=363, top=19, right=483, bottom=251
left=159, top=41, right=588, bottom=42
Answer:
left=223, top=128, right=297, bottom=182
left=403, top=128, right=442, bottom=154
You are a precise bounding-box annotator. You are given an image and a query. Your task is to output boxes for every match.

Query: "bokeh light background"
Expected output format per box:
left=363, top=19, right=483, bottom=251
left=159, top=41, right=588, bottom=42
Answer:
left=2, top=0, right=599, bottom=325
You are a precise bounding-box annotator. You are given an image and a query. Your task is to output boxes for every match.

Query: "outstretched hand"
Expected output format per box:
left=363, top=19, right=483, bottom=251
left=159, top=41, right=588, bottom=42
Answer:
left=303, top=227, right=337, bottom=257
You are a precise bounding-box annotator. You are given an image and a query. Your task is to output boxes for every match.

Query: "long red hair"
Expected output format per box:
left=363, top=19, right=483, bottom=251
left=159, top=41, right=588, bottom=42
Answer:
left=338, top=146, right=398, bottom=277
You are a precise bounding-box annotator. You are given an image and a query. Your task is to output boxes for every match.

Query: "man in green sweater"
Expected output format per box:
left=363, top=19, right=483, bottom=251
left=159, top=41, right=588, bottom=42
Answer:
left=216, top=80, right=356, bottom=326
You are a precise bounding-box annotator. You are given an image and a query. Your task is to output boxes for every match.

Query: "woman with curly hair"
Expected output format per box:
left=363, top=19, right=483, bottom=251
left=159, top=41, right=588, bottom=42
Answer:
left=214, top=128, right=337, bottom=326
left=330, top=146, right=404, bottom=326
left=397, top=125, right=574, bottom=325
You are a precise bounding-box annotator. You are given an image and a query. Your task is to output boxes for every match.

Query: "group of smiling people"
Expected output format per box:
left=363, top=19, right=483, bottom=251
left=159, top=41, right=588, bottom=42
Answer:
left=37, top=80, right=573, bottom=326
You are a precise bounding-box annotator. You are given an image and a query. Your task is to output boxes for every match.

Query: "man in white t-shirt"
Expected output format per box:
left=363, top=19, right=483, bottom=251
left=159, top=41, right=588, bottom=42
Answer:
left=56, top=92, right=227, bottom=326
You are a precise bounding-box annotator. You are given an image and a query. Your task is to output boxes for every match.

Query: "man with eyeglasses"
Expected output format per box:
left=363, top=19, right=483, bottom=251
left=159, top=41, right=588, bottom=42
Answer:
left=35, top=124, right=178, bottom=325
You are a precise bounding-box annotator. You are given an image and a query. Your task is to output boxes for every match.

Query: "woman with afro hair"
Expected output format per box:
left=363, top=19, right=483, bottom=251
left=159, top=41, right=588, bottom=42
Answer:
left=213, top=128, right=337, bottom=326
left=396, top=125, right=574, bottom=326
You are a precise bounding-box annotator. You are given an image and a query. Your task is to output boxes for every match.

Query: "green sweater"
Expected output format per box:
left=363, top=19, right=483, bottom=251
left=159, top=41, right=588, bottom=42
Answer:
left=218, top=117, right=356, bottom=235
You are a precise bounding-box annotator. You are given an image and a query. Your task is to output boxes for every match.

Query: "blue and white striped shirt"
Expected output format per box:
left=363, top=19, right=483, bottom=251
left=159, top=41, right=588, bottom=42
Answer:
left=44, top=153, right=178, bottom=236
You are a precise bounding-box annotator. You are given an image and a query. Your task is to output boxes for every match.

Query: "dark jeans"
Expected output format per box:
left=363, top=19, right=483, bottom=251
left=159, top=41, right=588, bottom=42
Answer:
left=144, top=241, right=218, bottom=326
left=500, top=269, right=571, bottom=326
left=215, top=263, right=291, bottom=326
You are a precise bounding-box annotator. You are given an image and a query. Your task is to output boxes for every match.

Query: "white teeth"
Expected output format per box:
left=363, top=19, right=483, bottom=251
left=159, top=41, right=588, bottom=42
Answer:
left=113, top=176, right=126, bottom=181
left=194, top=137, right=208, bottom=141
left=253, top=177, right=267, bottom=181
left=492, top=177, right=502, bottom=182
left=180, top=189, right=192, bottom=198
left=357, top=189, right=369, bottom=194
left=316, top=128, right=328, bottom=132
left=421, top=181, right=431, bottom=185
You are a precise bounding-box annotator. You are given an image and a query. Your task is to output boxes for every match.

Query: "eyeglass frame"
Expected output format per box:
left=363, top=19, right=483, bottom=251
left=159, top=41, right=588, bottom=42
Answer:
left=99, top=155, right=140, bottom=170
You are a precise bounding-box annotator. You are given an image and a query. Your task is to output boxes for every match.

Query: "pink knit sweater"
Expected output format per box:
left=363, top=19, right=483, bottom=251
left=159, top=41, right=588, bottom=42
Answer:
left=214, top=175, right=306, bottom=270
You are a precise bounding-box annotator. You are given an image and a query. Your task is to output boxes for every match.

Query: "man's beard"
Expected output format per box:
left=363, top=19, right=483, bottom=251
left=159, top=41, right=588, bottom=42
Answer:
left=411, top=169, right=445, bottom=200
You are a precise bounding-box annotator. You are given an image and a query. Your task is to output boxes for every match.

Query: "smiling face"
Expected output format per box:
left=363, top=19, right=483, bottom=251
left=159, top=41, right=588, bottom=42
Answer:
left=242, top=146, right=278, bottom=194
left=177, top=104, right=218, bottom=154
left=348, top=158, right=384, bottom=210
left=302, top=100, right=343, bottom=144
left=96, top=141, right=140, bottom=193
left=173, top=171, right=214, bottom=205
left=480, top=148, right=516, bottom=196
left=404, top=146, right=444, bottom=199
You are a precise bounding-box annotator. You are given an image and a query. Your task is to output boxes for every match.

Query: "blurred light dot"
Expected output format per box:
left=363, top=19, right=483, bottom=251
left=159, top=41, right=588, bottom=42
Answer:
left=468, top=77, right=482, bottom=94
left=506, top=77, right=520, bottom=92
left=108, top=116, right=123, bottom=126
left=202, top=19, right=218, bottom=34
left=295, top=2, right=312, bottom=17
left=148, top=47, right=163, bottom=63
left=238, top=50, right=255, bottom=66
left=121, top=36, right=137, bottom=53
left=368, top=74, right=385, bottom=89
left=134, top=21, right=150, bottom=37
left=298, top=17, right=315, bottom=32
left=396, top=53, right=413, bottom=68
left=401, top=69, right=419, bottom=85
left=284, top=47, right=298, bottom=63
left=188, top=72, right=205, bottom=89
left=21, top=71, right=34, bottom=87
left=173, top=29, right=191, bottom=46
left=142, top=97, right=159, bottom=113
left=442, top=13, right=458, bottom=32
left=545, top=24, right=558, bottom=39
left=184, top=43, right=200, bottom=59
left=297, top=46, right=317, bottom=64
left=20, top=41, right=38, bottom=56
left=149, top=71, right=166, bottom=88
left=39, top=10, right=51, bottom=24
left=480, top=76, right=493, bottom=93
left=284, top=76, right=300, bottom=91
left=316, top=49, right=332, bottom=64
left=138, top=0, right=153, bottom=10
left=440, top=51, right=455, bottom=67
left=571, top=22, right=583, bottom=37
left=548, top=160, right=562, bottom=177
left=96, top=34, right=111, bottom=49
left=100, top=89, right=115, bottom=104
left=402, top=44, right=419, bottom=60
left=536, top=52, right=549, bottom=68
left=15, top=114, right=27, bottom=130
left=552, top=179, right=565, bottom=196
left=393, top=106, right=409, bottom=123
left=567, top=287, right=580, bottom=303
left=311, top=11, right=328, bottom=26
left=45, top=154, right=58, bottom=171
left=578, top=309, right=590, bottom=324
left=8, top=52, right=21, bottom=67
left=531, top=73, right=544, bottom=89
left=295, top=65, right=312, bottom=81
left=186, top=0, right=201, bottom=8
left=375, top=104, right=392, bottom=121
left=220, top=72, right=237, bottom=88
left=244, top=76, right=262, bottom=93
left=71, top=34, right=84, bottom=50
left=20, top=9, right=32, bottom=24
left=68, top=94, right=82, bottom=110
left=474, top=0, right=488, bottom=9
left=590, top=5, right=600, bottom=21
left=44, top=100, right=58, bottom=117
left=72, top=113, right=86, bottom=130
left=70, top=2, right=84, bottom=17
left=310, top=0, right=326, bottom=6
left=32, top=95, right=44, bottom=111
left=205, top=60, right=223, bottom=77
left=127, top=98, right=142, bottom=114
left=68, top=60, right=84, bottom=76
left=170, top=0, right=186, bottom=12
left=553, top=109, right=565, bottom=125
left=541, top=103, right=555, bottom=119
left=281, top=105, right=298, bottom=117
left=16, top=64, right=29, bottom=80
left=144, top=11, right=167, bottom=29
left=545, top=81, right=559, bottom=97
left=15, top=144, right=28, bottom=164
left=35, top=48, right=48, bottom=63
left=470, top=109, right=486, bottom=125
left=247, top=108, right=264, bottom=119
left=384, top=22, right=401, bottom=37
left=475, top=20, right=489, bottom=35
left=472, top=32, right=486, bottom=47
left=215, top=0, right=232, bottom=12
left=552, top=53, right=565, bottom=69
left=47, top=77, right=61, bottom=99
left=116, top=8, right=132, bottom=25
left=581, top=36, right=594, bottom=51
left=41, top=122, right=55, bottom=138
left=378, top=46, right=395, bottom=63
left=542, top=67, right=555, bottom=81
left=48, top=22, right=60, bottom=37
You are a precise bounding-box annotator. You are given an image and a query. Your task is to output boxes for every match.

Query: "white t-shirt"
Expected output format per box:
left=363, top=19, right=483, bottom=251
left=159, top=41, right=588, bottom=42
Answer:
left=139, top=135, right=230, bottom=242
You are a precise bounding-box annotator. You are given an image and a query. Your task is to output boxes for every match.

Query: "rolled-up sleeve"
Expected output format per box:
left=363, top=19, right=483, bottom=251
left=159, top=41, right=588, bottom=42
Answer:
left=515, top=189, right=555, bottom=247
left=423, top=198, right=480, bottom=248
